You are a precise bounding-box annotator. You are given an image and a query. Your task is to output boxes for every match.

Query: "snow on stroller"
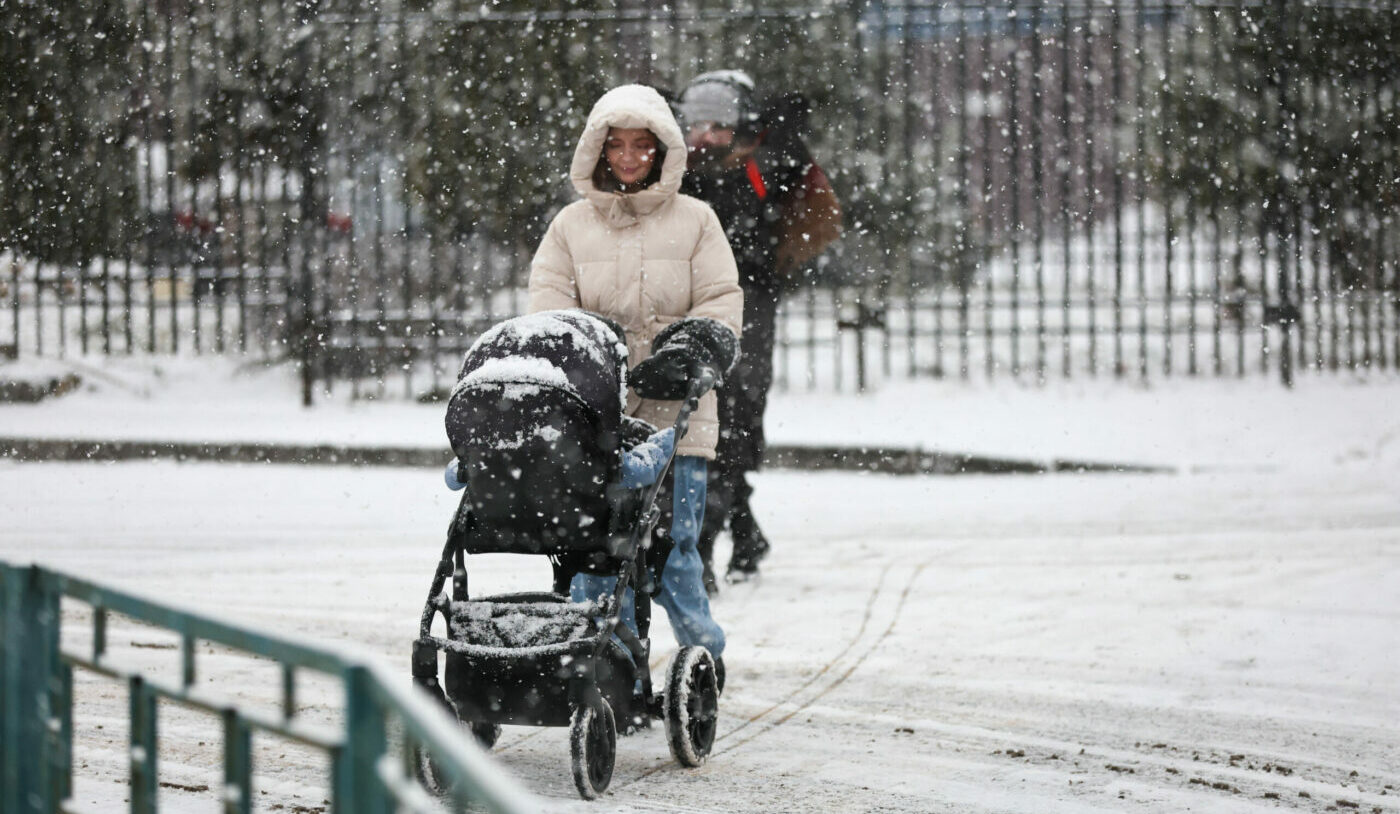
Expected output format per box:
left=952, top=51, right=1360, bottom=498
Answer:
left=412, top=309, right=721, bottom=800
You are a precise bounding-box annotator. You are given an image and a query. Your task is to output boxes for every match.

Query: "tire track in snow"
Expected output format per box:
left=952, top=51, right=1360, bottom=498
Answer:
left=711, top=562, right=927, bottom=756
left=796, top=697, right=1400, bottom=813
left=990, top=736, right=1400, bottom=812
left=619, top=560, right=927, bottom=787
left=798, top=669, right=1400, bottom=811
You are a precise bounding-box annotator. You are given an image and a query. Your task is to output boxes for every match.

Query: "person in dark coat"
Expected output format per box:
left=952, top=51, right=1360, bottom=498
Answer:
left=676, top=71, right=842, bottom=591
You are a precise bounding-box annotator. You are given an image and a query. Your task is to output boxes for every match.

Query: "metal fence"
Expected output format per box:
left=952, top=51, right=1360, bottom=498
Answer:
left=2, top=0, right=1397, bottom=398
left=0, top=561, right=533, bottom=814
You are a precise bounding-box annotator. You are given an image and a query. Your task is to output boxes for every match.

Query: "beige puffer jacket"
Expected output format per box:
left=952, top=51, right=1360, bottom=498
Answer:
left=528, top=85, right=743, bottom=459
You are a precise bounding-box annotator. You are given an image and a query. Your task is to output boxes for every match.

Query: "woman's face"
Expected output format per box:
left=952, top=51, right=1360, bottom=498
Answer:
left=604, top=127, right=658, bottom=189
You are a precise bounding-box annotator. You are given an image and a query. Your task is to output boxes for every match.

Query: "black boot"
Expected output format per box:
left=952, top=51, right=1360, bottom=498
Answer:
left=726, top=490, right=770, bottom=580
left=726, top=529, right=769, bottom=580
left=702, top=558, right=720, bottom=597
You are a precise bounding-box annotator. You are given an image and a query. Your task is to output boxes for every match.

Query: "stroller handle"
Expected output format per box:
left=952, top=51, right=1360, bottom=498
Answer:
left=674, top=365, right=719, bottom=442
left=690, top=365, right=719, bottom=400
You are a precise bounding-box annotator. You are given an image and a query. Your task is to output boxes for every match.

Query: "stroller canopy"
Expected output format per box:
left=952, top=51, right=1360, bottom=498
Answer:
left=445, top=310, right=630, bottom=554
left=451, top=310, right=628, bottom=444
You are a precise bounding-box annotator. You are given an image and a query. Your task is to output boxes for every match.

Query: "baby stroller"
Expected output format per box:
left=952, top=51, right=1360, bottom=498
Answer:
left=412, top=310, right=722, bottom=800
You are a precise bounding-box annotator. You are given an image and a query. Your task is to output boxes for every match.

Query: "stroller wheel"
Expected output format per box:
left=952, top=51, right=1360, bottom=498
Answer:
left=411, top=670, right=458, bottom=796
left=413, top=722, right=499, bottom=797
left=412, top=742, right=452, bottom=797
left=469, top=721, right=501, bottom=750
left=664, top=646, right=720, bottom=767
left=569, top=697, right=617, bottom=800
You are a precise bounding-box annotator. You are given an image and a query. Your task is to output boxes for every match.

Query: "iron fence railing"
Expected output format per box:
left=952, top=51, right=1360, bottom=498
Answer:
left=0, top=561, right=533, bottom=814
left=2, top=0, right=1397, bottom=397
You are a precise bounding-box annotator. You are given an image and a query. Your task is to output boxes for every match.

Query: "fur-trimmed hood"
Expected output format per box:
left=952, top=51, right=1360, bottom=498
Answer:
left=569, top=84, right=687, bottom=229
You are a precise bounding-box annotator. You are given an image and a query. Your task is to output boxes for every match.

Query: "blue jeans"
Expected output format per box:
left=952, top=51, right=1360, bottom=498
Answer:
left=571, top=456, right=725, bottom=658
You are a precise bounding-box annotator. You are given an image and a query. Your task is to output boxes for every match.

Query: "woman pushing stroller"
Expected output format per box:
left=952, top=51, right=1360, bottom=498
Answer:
left=417, top=84, right=740, bottom=799
left=528, top=83, right=743, bottom=680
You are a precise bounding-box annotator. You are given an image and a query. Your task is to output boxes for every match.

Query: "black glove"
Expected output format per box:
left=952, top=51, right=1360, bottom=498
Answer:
left=630, top=346, right=698, bottom=400
left=630, top=317, right=738, bottom=400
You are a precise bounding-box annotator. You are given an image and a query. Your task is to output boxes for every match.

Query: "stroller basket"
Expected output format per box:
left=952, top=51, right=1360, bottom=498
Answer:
left=441, top=593, right=634, bottom=728
left=448, top=592, right=604, bottom=655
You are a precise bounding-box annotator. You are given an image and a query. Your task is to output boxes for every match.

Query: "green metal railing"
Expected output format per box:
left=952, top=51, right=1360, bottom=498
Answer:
left=0, top=562, right=533, bottom=814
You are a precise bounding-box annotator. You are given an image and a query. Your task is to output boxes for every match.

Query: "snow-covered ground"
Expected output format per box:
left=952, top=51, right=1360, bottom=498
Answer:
left=2, top=358, right=1398, bottom=812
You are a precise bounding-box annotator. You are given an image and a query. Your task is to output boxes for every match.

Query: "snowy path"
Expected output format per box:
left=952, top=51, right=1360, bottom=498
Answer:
left=1, top=460, right=1397, bottom=813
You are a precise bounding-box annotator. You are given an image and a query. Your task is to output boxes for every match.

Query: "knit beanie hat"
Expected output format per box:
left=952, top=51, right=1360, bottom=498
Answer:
left=678, top=70, right=755, bottom=128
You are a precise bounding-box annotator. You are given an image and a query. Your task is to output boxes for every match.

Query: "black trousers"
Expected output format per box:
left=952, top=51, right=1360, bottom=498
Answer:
left=699, top=281, right=780, bottom=571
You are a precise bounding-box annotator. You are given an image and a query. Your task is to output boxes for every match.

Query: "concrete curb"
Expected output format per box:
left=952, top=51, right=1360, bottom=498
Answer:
left=763, top=445, right=1173, bottom=475
left=0, top=437, right=1175, bottom=476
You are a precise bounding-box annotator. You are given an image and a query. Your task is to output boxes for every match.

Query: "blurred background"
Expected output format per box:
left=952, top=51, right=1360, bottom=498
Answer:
left=3, top=0, right=1397, bottom=402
